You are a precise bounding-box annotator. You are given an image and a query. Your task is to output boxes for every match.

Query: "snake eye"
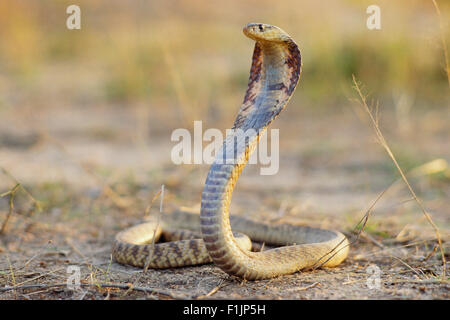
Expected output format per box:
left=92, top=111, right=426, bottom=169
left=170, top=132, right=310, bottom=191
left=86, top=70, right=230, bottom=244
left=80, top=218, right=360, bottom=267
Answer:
left=258, top=24, right=264, bottom=32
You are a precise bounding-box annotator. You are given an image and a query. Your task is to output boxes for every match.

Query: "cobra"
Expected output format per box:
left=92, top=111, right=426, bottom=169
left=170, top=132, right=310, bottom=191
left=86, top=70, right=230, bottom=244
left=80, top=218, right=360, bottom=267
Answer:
left=113, top=23, right=349, bottom=280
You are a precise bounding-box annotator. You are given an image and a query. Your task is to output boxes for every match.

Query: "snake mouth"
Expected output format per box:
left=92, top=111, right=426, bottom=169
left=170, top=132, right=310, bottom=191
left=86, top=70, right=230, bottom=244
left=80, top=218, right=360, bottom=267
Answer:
left=243, top=23, right=290, bottom=43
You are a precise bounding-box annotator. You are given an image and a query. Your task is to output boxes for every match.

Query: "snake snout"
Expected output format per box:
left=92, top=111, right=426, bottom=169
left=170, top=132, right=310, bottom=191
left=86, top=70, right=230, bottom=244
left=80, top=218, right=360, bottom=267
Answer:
left=243, top=23, right=271, bottom=39
left=243, top=23, right=289, bottom=43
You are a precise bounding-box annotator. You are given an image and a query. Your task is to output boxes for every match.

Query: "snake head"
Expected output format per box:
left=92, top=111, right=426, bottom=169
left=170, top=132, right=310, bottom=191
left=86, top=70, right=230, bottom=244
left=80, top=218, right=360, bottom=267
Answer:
left=243, top=23, right=292, bottom=44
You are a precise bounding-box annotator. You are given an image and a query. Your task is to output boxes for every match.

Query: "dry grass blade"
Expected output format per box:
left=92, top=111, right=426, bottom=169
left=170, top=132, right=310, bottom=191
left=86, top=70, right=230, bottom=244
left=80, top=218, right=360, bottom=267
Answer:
left=116, top=185, right=166, bottom=297
left=351, top=75, right=446, bottom=279
left=0, top=169, right=41, bottom=234
left=143, top=184, right=165, bottom=273
left=0, top=167, right=41, bottom=210
left=20, top=240, right=54, bottom=271
left=311, top=183, right=390, bottom=271
left=161, top=41, right=194, bottom=126
left=432, top=0, right=450, bottom=87
left=15, top=267, right=66, bottom=287
left=143, top=184, right=165, bottom=217
left=0, top=184, right=20, bottom=234
left=6, top=255, right=17, bottom=298
left=0, top=168, right=42, bottom=232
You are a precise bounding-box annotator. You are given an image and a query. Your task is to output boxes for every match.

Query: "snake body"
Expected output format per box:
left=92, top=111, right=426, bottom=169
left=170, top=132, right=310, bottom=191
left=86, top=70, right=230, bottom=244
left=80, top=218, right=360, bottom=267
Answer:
left=113, top=23, right=349, bottom=280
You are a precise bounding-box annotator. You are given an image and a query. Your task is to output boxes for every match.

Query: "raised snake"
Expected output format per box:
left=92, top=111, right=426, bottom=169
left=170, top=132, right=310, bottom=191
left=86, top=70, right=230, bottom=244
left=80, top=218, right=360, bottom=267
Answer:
left=113, top=23, right=349, bottom=280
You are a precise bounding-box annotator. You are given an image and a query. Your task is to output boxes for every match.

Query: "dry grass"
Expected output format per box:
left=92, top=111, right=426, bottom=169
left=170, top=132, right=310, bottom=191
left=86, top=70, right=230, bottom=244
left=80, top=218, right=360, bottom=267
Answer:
left=0, top=168, right=41, bottom=234
left=352, top=75, right=446, bottom=279
left=432, top=0, right=450, bottom=87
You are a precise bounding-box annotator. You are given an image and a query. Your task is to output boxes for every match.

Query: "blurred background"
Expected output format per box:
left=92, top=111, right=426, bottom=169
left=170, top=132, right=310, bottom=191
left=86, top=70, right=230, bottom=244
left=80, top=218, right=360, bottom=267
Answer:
left=0, top=0, right=448, bottom=108
left=0, top=0, right=448, bottom=233
left=0, top=1, right=449, bottom=300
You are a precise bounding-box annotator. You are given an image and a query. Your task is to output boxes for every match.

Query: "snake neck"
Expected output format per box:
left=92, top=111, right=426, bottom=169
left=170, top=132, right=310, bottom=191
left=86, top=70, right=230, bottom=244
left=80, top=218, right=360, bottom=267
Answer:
left=200, top=36, right=301, bottom=279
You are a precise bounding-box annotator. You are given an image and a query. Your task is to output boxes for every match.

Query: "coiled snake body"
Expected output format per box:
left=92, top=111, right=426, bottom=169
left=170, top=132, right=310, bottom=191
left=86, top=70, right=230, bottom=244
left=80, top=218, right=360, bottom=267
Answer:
left=113, top=23, right=349, bottom=280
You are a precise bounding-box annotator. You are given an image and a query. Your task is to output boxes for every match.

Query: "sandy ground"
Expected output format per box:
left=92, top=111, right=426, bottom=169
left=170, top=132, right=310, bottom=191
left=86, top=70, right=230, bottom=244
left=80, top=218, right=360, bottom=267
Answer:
left=0, top=101, right=449, bottom=299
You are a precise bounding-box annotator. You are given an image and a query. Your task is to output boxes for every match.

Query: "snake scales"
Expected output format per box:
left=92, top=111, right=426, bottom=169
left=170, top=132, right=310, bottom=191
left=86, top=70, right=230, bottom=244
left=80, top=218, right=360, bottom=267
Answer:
left=113, top=23, right=349, bottom=280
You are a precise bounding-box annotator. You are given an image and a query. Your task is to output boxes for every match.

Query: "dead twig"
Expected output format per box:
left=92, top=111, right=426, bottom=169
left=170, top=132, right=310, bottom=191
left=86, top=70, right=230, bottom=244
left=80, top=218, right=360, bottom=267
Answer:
left=195, top=280, right=226, bottom=299
left=297, top=282, right=320, bottom=291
